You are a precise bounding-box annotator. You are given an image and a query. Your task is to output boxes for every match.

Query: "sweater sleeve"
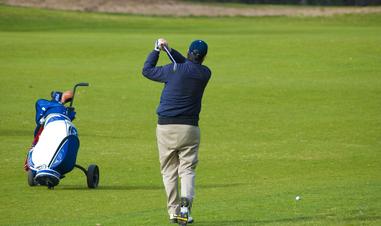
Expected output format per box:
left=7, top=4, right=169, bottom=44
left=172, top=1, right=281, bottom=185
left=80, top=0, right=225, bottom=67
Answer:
left=142, top=51, right=168, bottom=82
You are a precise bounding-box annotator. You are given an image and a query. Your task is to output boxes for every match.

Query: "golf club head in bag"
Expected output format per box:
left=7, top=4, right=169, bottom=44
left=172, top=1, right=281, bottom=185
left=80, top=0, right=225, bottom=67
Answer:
left=69, top=82, right=89, bottom=107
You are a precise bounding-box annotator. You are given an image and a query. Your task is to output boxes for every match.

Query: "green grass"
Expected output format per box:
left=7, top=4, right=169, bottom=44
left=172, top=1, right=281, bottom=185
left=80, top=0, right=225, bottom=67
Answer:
left=0, top=4, right=380, bottom=226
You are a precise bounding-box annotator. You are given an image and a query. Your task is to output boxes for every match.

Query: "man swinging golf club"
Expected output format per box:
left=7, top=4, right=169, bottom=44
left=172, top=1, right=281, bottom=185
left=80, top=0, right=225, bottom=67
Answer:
left=142, top=38, right=211, bottom=224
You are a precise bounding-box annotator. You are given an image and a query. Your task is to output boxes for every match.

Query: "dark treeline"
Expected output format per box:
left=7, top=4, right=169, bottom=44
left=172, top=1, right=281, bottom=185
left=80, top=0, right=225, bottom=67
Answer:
left=185, top=0, right=381, bottom=5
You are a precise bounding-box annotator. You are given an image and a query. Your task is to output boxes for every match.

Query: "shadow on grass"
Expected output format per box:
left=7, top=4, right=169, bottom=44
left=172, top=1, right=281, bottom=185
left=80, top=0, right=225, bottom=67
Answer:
left=199, top=183, right=246, bottom=189
left=0, top=129, right=31, bottom=137
left=58, top=184, right=163, bottom=191
left=343, top=216, right=381, bottom=222
left=57, top=182, right=245, bottom=191
left=197, top=215, right=381, bottom=225
left=197, top=215, right=326, bottom=225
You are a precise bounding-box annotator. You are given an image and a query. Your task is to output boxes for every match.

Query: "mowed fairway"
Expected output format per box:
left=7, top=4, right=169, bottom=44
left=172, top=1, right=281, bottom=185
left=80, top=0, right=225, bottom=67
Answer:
left=0, top=4, right=380, bottom=226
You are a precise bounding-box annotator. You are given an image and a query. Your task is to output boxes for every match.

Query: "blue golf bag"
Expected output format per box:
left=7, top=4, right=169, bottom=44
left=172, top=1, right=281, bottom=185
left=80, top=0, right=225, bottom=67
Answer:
left=28, top=112, right=80, bottom=187
left=26, top=83, right=99, bottom=189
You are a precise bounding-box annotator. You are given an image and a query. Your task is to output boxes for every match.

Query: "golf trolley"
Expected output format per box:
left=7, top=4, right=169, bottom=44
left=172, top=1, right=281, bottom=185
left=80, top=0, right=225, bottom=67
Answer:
left=26, top=83, right=99, bottom=189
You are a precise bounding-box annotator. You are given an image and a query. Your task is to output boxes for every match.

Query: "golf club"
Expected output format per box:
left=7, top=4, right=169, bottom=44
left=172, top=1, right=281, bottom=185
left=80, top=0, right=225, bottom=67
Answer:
left=163, top=45, right=177, bottom=71
left=69, top=82, right=89, bottom=107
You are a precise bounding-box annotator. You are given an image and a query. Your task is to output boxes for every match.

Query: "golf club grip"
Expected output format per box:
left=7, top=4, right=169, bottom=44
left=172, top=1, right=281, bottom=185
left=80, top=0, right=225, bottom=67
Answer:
left=76, top=82, right=89, bottom=87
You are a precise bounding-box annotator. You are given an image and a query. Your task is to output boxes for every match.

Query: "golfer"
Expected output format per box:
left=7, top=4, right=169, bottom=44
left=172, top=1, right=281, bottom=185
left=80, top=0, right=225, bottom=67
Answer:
left=142, top=38, right=211, bottom=224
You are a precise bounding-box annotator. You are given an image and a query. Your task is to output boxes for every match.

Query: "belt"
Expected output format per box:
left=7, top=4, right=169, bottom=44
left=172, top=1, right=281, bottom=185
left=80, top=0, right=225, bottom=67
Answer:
left=158, top=116, right=199, bottom=126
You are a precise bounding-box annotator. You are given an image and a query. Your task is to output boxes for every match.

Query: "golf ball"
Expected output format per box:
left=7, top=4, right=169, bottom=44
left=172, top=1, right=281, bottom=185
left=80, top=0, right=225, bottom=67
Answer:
left=295, top=195, right=301, bottom=201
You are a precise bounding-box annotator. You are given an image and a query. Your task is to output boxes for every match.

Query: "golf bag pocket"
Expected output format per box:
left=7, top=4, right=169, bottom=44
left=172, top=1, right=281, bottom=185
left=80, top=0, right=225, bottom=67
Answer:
left=49, top=135, right=79, bottom=175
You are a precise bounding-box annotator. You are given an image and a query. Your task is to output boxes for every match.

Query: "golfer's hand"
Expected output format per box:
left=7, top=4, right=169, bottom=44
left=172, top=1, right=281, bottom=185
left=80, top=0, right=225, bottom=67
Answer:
left=155, top=38, right=170, bottom=52
left=154, top=39, right=161, bottom=52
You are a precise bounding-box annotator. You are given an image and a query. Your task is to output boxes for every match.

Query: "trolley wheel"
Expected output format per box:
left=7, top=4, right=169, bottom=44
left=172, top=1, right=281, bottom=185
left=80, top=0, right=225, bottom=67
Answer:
left=178, top=220, right=187, bottom=226
left=28, top=170, right=38, bottom=186
left=86, top=164, right=99, bottom=188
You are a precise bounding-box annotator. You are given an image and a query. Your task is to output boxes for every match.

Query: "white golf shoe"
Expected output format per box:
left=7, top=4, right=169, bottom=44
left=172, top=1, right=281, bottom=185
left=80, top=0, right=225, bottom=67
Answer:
left=177, top=197, right=195, bottom=225
left=169, top=213, right=178, bottom=224
left=187, top=216, right=194, bottom=224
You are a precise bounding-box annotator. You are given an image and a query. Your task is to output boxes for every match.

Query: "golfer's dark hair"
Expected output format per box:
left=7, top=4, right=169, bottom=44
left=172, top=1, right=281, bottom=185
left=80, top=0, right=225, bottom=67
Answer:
left=187, top=52, right=204, bottom=64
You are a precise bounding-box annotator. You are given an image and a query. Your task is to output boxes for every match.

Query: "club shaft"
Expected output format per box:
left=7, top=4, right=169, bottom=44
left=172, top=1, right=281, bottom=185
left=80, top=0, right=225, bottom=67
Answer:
left=163, top=46, right=177, bottom=70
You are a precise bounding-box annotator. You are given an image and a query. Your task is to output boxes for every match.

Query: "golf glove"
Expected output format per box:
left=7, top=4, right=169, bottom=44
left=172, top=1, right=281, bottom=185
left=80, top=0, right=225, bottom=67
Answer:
left=154, top=39, right=161, bottom=52
left=154, top=38, right=171, bottom=52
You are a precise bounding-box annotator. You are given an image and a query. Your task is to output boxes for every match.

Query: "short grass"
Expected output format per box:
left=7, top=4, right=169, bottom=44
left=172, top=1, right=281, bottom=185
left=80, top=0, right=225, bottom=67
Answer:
left=0, top=4, right=380, bottom=226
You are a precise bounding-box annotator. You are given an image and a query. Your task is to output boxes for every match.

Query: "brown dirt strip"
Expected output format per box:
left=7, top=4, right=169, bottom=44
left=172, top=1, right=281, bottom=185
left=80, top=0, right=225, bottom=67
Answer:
left=1, top=0, right=381, bottom=17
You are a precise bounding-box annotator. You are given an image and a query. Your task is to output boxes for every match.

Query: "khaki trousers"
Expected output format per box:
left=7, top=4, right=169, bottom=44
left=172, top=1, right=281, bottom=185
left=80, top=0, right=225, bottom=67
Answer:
left=156, top=124, right=200, bottom=215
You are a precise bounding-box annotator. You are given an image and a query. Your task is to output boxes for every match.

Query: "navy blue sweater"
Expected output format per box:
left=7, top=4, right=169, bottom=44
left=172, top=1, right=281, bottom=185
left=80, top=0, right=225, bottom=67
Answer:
left=142, top=49, right=211, bottom=126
